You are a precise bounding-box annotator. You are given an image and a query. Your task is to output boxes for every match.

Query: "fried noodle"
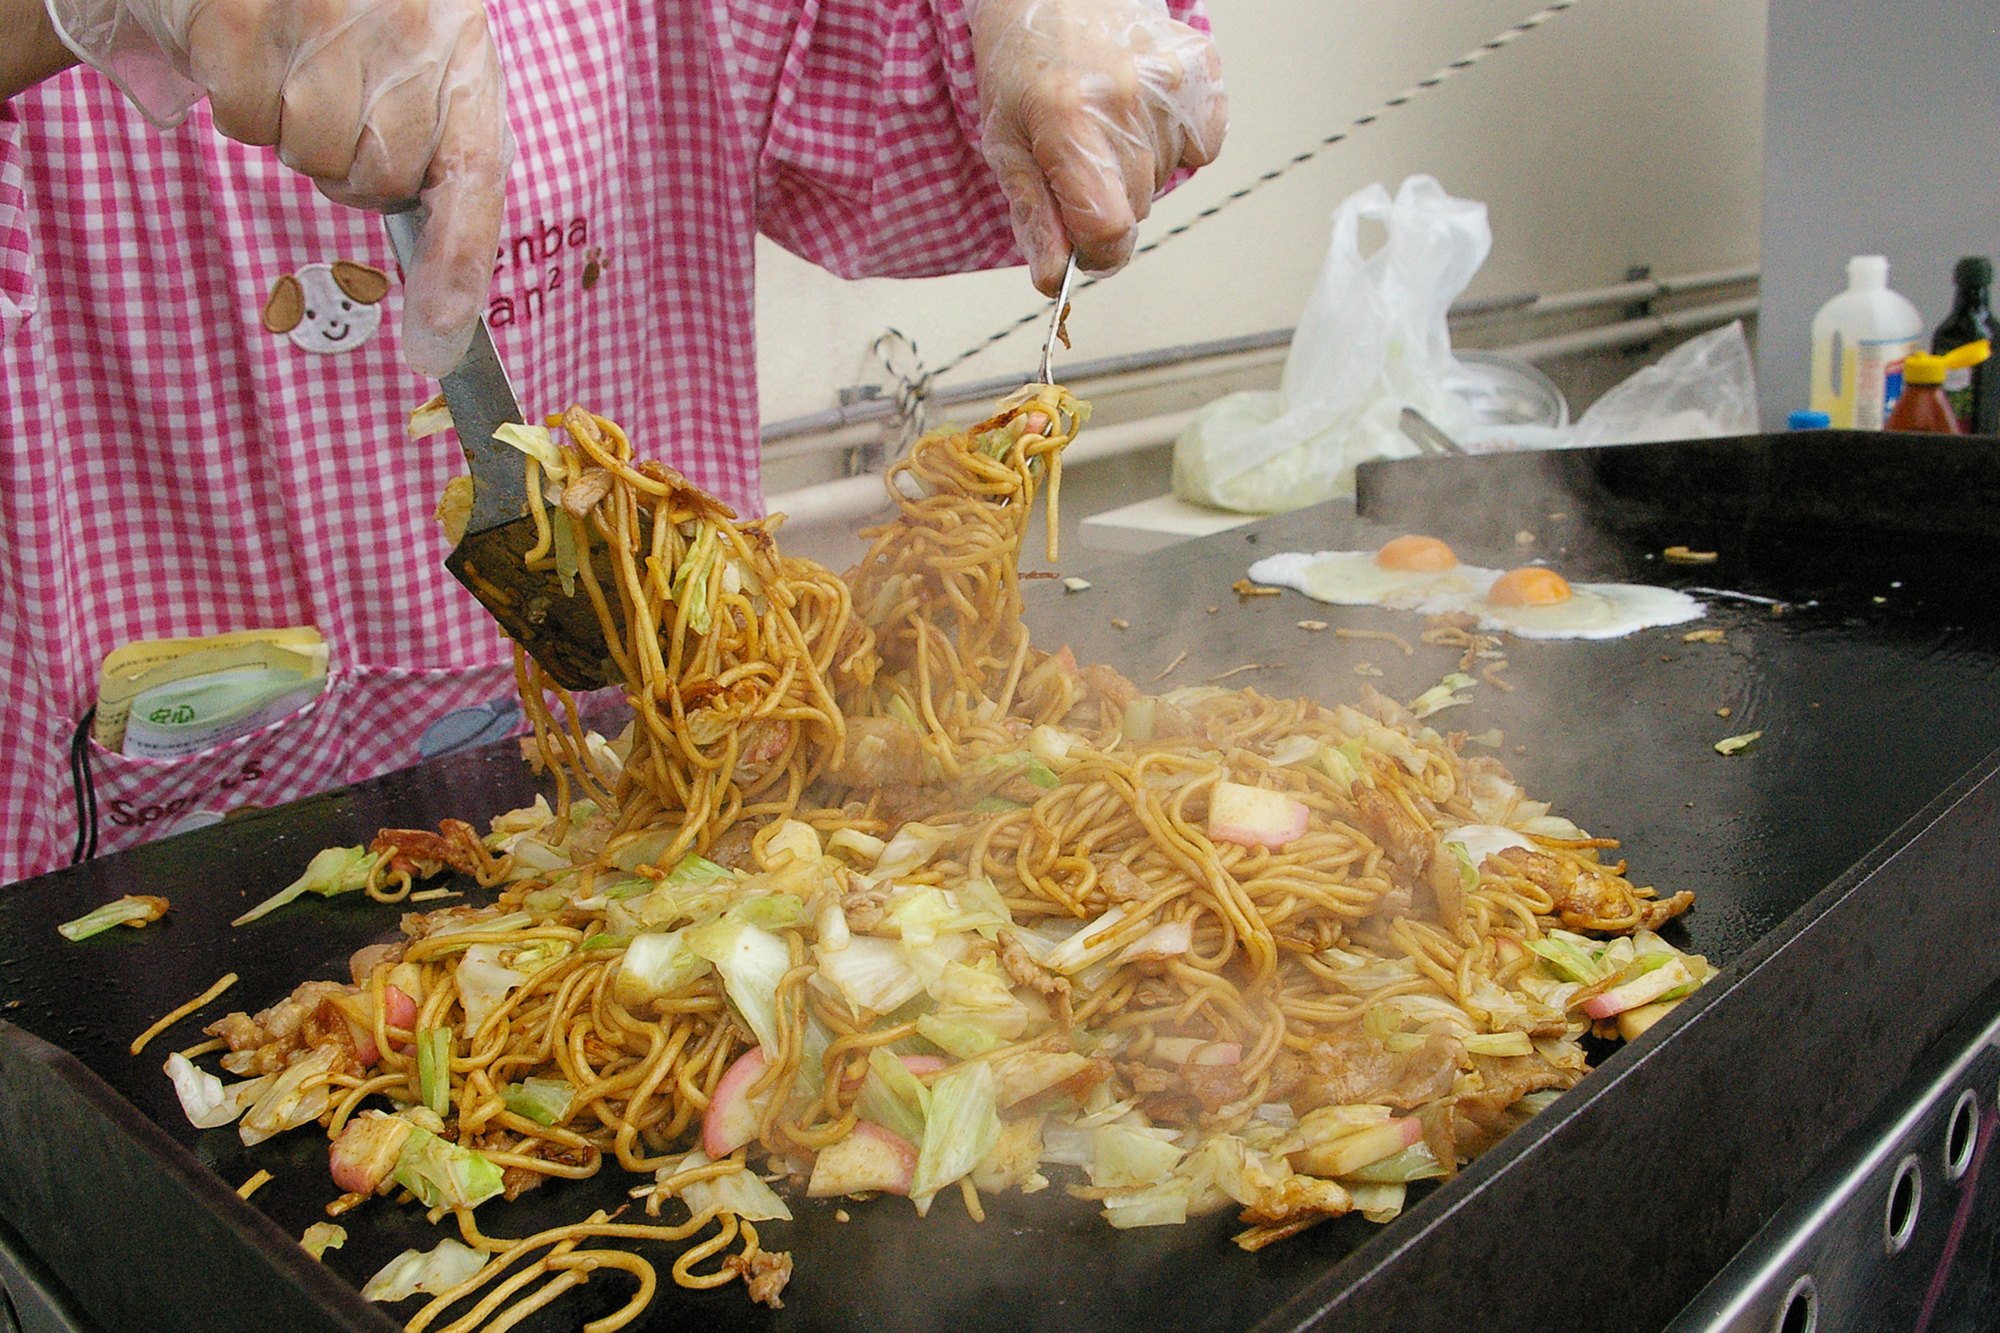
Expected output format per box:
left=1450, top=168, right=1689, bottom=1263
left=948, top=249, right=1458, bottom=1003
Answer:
left=194, top=385, right=1702, bottom=1330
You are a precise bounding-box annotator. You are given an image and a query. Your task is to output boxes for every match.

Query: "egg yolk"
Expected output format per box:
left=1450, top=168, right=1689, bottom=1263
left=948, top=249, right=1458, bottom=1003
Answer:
left=1374, top=535, right=1458, bottom=572
left=1488, top=566, right=1573, bottom=607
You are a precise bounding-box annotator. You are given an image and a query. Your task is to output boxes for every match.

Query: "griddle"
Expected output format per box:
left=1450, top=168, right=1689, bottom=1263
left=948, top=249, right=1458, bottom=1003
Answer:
left=7, top=432, right=2000, bottom=1332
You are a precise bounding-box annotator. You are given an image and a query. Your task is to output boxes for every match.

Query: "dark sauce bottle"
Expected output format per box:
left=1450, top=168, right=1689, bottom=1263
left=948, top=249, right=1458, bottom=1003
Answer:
left=1932, top=257, right=1998, bottom=435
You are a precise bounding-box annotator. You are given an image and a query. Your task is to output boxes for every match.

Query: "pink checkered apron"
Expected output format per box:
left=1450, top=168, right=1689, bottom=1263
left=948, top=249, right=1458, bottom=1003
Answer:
left=0, top=0, right=1061, bottom=883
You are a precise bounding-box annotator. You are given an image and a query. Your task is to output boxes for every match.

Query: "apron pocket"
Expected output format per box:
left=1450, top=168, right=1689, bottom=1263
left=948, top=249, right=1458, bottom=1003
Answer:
left=77, top=673, right=350, bottom=860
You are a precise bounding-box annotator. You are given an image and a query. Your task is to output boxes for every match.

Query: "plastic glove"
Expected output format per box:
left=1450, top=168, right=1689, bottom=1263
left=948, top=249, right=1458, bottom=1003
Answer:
left=970, top=0, right=1226, bottom=295
left=43, top=0, right=512, bottom=374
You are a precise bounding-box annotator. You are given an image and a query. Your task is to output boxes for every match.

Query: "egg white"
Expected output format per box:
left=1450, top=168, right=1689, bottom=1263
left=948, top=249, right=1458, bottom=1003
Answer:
left=1251, top=549, right=1706, bottom=641
left=1248, top=550, right=1500, bottom=609
left=1456, top=582, right=1706, bottom=640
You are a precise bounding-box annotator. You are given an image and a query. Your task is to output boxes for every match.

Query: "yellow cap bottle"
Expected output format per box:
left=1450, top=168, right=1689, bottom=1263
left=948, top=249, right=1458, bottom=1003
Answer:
left=1902, top=338, right=1991, bottom=385
left=1887, top=340, right=1990, bottom=433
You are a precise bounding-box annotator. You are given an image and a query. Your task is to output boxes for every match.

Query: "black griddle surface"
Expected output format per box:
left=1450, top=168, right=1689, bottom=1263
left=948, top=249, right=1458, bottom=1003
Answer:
left=8, top=439, right=2000, bottom=1332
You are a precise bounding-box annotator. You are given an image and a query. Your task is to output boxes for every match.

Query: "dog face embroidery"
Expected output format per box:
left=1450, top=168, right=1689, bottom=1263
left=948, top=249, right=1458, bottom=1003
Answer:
left=261, top=261, right=390, bottom=354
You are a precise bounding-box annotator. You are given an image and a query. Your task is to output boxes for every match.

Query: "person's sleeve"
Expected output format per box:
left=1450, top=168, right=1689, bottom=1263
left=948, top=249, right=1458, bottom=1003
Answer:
left=0, top=103, right=36, bottom=335
left=746, top=0, right=1207, bottom=282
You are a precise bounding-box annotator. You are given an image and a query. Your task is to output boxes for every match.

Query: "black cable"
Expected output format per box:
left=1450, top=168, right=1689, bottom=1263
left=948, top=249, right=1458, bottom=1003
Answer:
left=69, top=707, right=98, bottom=865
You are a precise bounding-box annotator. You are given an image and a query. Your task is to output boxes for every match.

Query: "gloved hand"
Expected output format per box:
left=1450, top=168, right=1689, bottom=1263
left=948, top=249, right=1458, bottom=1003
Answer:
left=43, top=0, right=512, bottom=374
left=970, top=0, right=1226, bottom=295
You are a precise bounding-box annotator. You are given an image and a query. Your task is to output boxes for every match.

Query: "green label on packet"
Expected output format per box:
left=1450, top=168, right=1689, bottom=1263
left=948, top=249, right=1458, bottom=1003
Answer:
left=92, top=629, right=325, bottom=750
left=120, top=667, right=325, bottom=760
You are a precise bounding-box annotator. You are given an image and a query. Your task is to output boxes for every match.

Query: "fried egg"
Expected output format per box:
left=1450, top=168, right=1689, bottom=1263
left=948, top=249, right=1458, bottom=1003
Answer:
left=1456, top=566, right=1705, bottom=640
left=1248, top=536, right=1498, bottom=609
left=1250, top=537, right=1705, bottom=640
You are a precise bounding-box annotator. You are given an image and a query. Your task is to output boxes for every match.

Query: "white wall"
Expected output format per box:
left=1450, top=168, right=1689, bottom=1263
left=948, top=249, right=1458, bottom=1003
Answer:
left=1758, top=0, right=2000, bottom=429
left=753, top=0, right=1767, bottom=428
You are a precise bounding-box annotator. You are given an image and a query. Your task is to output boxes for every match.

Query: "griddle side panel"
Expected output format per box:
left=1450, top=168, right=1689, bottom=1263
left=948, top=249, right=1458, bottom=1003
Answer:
left=0, top=1024, right=398, bottom=1333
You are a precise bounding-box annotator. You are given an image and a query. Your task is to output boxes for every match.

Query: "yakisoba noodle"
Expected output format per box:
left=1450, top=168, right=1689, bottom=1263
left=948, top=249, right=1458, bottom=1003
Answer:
left=190, top=385, right=1704, bottom=1330
left=513, top=406, right=854, bottom=864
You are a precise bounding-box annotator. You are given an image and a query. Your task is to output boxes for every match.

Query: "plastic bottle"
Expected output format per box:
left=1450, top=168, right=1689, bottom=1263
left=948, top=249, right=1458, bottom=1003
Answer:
left=1885, top=339, right=1991, bottom=434
left=1809, top=255, right=1924, bottom=429
left=1930, top=256, right=1998, bottom=435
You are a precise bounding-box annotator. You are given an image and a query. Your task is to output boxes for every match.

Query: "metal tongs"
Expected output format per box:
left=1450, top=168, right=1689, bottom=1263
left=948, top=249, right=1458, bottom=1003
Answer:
left=384, top=213, right=619, bottom=691
left=1039, top=255, right=1079, bottom=384
left=1398, top=407, right=1470, bottom=457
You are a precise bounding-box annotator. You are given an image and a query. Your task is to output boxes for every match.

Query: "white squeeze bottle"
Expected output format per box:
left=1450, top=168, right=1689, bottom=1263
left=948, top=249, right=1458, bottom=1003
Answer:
left=1810, top=255, right=1924, bottom=428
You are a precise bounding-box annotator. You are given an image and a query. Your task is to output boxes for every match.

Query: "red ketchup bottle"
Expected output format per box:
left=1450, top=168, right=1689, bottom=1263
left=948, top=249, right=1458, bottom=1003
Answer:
left=1886, top=339, right=1991, bottom=433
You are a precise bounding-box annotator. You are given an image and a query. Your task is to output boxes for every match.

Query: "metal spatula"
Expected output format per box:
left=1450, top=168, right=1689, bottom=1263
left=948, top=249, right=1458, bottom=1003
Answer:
left=384, top=213, right=618, bottom=691
left=1039, top=254, right=1078, bottom=384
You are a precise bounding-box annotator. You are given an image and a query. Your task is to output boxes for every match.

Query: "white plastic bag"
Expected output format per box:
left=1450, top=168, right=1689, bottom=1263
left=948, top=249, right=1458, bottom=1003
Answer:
left=1172, top=175, right=1490, bottom=513
left=1560, top=321, right=1759, bottom=448
left=1455, top=322, right=1760, bottom=453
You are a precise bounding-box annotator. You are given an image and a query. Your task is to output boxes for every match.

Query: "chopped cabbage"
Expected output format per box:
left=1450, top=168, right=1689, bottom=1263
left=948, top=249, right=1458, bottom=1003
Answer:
left=731, top=894, right=808, bottom=933
left=232, top=846, right=382, bottom=926
left=1315, top=739, right=1369, bottom=790
left=239, top=1045, right=342, bottom=1146
left=671, top=524, right=719, bottom=636
left=426, top=911, right=532, bottom=941
left=686, top=917, right=791, bottom=1051
left=1344, top=1142, right=1447, bottom=1184
left=874, top=823, right=954, bottom=880
left=300, top=1222, right=346, bottom=1260
left=1408, top=673, right=1475, bottom=719
left=492, top=422, right=567, bottom=482
left=925, top=958, right=1029, bottom=1038
left=814, top=935, right=924, bottom=1014
left=1528, top=932, right=1610, bottom=984
left=360, top=1237, right=488, bottom=1303
left=764, top=820, right=821, bottom=866
left=827, top=828, right=887, bottom=864
left=816, top=900, right=852, bottom=952
left=1519, top=813, right=1587, bottom=840
left=857, top=1047, right=930, bottom=1145
left=1090, top=1122, right=1186, bottom=1188
left=954, top=876, right=1013, bottom=928
left=916, top=1012, right=1007, bottom=1059
left=503, top=1078, right=574, bottom=1126
left=1320, top=949, right=1419, bottom=992
left=911, top=1061, right=1001, bottom=1216
left=1347, top=1180, right=1407, bottom=1223
left=1449, top=840, right=1478, bottom=894
left=888, top=885, right=1003, bottom=947
left=664, top=1149, right=794, bottom=1222
left=550, top=500, right=580, bottom=594
left=391, top=1127, right=504, bottom=1211
left=58, top=894, right=168, bottom=941
left=1263, top=734, right=1321, bottom=769
left=615, top=930, right=712, bottom=1008
left=485, top=795, right=554, bottom=852
left=507, top=839, right=572, bottom=878
left=606, top=829, right=674, bottom=875
left=163, top=1053, right=271, bottom=1130
left=416, top=1027, right=452, bottom=1116
left=1101, top=1178, right=1193, bottom=1228
left=1122, top=697, right=1157, bottom=742
left=1027, top=726, right=1079, bottom=767
left=455, top=945, right=526, bottom=1037
left=1042, top=905, right=1135, bottom=974
left=1461, top=1031, right=1535, bottom=1057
